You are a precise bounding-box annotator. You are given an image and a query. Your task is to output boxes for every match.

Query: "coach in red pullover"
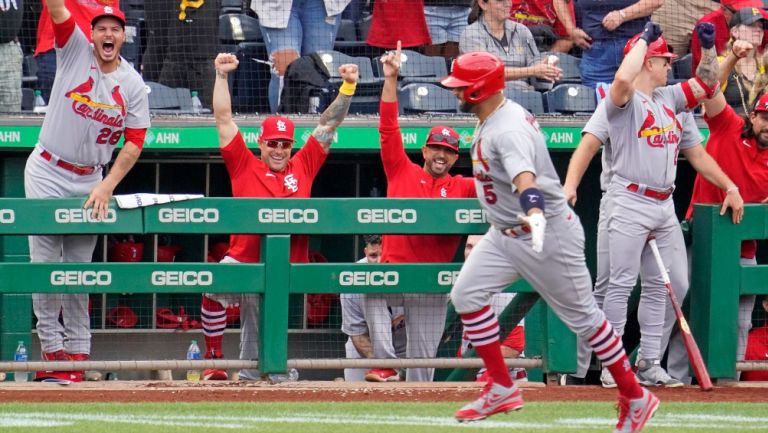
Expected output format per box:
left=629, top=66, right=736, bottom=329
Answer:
left=362, top=42, right=477, bottom=383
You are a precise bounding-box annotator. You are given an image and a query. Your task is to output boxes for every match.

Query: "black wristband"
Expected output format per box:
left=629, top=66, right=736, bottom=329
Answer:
left=520, top=188, right=545, bottom=214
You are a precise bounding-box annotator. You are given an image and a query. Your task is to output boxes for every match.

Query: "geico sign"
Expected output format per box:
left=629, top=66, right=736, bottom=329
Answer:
left=357, top=209, right=417, bottom=223
left=55, top=208, right=116, bottom=223
left=339, top=271, right=399, bottom=286
left=151, top=271, right=213, bottom=286
left=158, top=208, right=219, bottom=223
left=50, top=270, right=111, bottom=286
left=258, top=208, right=318, bottom=223
left=0, top=209, right=14, bottom=224
left=437, top=270, right=461, bottom=286
left=455, top=209, right=487, bottom=223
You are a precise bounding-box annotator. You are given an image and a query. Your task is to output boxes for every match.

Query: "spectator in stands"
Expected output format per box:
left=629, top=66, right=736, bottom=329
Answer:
left=742, top=296, right=768, bottom=381
left=251, top=0, right=351, bottom=113
left=574, top=0, right=664, bottom=88
left=460, top=0, right=562, bottom=90
left=35, top=0, right=119, bottom=102
left=141, top=0, right=218, bottom=108
left=690, top=0, right=763, bottom=70
left=651, top=0, right=719, bottom=57
left=509, top=0, right=591, bottom=53
left=341, top=235, right=407, bottom=382
left=422, top=0, right=472, bottom=59
left=367, top=0, right=432, bottom=50
left=718, top=7, right=768, bottom=115
left=457, top=235, right=526, bottom=382
left=0, top=0, right=23, bottom=112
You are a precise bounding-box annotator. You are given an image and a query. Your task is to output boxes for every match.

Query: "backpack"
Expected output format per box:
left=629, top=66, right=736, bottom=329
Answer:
left=278, top=53, right=333, bottom=114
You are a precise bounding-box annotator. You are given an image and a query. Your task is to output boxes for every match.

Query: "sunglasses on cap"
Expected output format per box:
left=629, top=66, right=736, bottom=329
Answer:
left=264, top=139, right=293, bottom=149
left=428, top=133, right=459, bottom=145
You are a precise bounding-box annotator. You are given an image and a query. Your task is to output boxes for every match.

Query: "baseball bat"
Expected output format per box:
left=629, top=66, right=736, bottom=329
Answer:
left=648, top=237, right=713, bottom=391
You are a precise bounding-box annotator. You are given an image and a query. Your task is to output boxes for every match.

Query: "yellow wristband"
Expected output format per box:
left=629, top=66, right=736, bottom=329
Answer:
left=339, top=81, right=357, bottom=96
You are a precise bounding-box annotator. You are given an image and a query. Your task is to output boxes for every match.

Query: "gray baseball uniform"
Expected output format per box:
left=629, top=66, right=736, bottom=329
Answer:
left=25, top=20, right=149, bottom=355
left=602, top=86, right=694, bottom=362
left=574, top=102, right=703, bottom=377
left=341, top=292, right=406, bottom=381
left=451, top=100, right=605, bottom=342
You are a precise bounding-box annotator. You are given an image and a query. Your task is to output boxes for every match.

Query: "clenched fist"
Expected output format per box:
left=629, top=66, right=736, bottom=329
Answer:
left=339, top=64, right=359, bottom=84
left=214, top=53, right=239, bottom=74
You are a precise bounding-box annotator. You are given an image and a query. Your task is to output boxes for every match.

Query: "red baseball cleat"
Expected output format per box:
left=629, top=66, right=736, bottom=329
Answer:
left=455, top=382, right=524, bottom=422
left=34, top=350, right=83, bottom=382
left=364, top=368, right=400, bottom=382
left=614, top=388, right=660, bottom=433
left=203, top=350, right=228, bottom=380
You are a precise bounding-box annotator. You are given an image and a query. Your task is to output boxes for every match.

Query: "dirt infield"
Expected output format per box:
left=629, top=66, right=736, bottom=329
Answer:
left=0, top=381, right=766, bottom=403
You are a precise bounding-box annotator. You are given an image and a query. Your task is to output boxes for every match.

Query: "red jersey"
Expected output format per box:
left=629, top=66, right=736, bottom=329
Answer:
left=366, top=0, right=431, bottom=48
left=220, top=131, right=327, bottom=263
left=35, top=0, right=120, bottom=56
left=741, top=325, right=768, bottom=381
left=509, top=0, right=574, bottom=38
left=685, top=105, right=768, bottom=258
left=379, top=101, right=476, bottom=263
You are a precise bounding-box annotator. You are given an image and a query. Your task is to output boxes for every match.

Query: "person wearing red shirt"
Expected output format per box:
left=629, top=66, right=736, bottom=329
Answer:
left=35, top=0, right=120, bottom=102
left=741, top=297, right=768, bottom=381
left=363, top=42, right=476, bottom=383
left=690, top=0, right=762, bottom=70
left=199, top=52, right=359, bottom=381
left=670, top=44, right=768, bottom=382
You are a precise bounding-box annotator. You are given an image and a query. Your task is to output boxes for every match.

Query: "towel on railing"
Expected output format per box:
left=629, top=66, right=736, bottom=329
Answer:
left=113, top=193, right=204, bottom=209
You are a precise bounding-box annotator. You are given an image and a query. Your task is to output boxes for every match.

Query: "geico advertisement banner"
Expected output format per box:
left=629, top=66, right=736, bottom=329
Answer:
left=335, top=270, right=461, bottom=287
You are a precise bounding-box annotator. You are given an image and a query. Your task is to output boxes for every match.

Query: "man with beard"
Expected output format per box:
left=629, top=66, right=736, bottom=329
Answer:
left=441, top=50, right=658, bottom=432
left=362, top=41, right=476, bottom=382
left=28, top=0, right=149, bottom=382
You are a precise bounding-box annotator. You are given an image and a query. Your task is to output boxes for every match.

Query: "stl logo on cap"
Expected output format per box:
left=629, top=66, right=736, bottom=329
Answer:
left=442, top=128, right=451, bottom=136
left=276, top=120, right=287, bottom=132
left=104, top=6, right=113, bottom=13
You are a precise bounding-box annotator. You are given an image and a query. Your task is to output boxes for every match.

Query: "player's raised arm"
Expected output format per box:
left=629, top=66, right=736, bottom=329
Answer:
left=380, top=40, right=402, bottom=103
left=702, top=39, right=753, bottom=118
left=682, top=23, right=722, bottom=110
left=312, top=64, right=359, bottom=152
left=212, top=53, right=240, bottom=149
left=45, top=0, right=71, bottom=24
left=611, top=22, right=662, bottom=108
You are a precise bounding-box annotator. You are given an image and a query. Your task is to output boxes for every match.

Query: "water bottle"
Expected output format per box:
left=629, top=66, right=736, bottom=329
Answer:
left=191, top=91, right=203, bottom=115
left=186, top=339, right=201, bottom=381
left=14, top=341, right=29, bottom=382
left=268, top=368, right=299, bottom=383
left=33, top=90, right=47, bottom=114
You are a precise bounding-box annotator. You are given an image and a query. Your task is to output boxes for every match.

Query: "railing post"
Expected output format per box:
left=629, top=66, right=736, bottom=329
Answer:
left=691, top=205, right=742, bottom=378
left=259, top=235, right=291, bottom=374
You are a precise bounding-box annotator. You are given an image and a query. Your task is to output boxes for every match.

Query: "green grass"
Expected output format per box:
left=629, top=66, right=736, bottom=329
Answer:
left=0, top=402, right=767, bottom=432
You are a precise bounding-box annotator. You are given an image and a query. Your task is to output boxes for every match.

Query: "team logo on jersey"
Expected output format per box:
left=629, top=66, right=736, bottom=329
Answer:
left=440, top=187, right=447, bottom=198
left=284, top=174, right=299, bottom=192
left=66, top=78, right=126, bottom=127
left=637, top=107, right=680, bottom=148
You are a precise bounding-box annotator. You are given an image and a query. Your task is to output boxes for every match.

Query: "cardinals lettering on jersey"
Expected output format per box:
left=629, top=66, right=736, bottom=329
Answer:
left=66, top=77, right=126, bottom=128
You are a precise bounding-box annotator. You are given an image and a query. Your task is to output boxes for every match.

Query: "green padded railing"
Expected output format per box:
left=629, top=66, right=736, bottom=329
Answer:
left=0, top=198, right=574, bottom=375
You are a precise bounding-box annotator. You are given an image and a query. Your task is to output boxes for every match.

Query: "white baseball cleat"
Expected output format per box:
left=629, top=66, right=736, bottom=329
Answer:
left=613, top=388, right=660, bottom=433
left=455, top=382, right=524, bottom=422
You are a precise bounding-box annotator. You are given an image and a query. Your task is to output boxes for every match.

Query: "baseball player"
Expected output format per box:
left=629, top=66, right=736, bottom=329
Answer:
left=564, top=100, right=705, bottom=387
left=458, top=235, right=526, bottom=382
left=342, top=235, right=407, bottom=382
left=200, top=52, right=358, bottom=381
left=666, top=42, right=768, bottom=382
left=363, top=41, right=476, bottom=383
left=441, top=51, right=658, bottom=431
left=600, top=22, right=743, bottom=387
left=27, top=0, right=149, bottom=382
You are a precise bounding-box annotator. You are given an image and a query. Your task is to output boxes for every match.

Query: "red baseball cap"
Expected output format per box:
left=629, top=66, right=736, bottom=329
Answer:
left=753, top=93, right=768, bottom=112
left=260, top=116, right=295, bottom=142
left=624, top=33, right=677, bottom=61
left=425, top=125, right=460, bottom=152
left=91, top=5, right=126, bottom=28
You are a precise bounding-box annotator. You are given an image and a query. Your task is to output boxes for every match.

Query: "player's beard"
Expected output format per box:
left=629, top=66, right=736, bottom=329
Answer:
left=458, top=100, right=476, bottom=113
left=757, top=130, right=768, bottom=149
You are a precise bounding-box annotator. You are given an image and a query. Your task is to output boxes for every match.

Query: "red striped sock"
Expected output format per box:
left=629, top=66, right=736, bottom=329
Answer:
left=201, top=295, right=226, bottom=356
left=589, top=320, right=643, bottom=399
left=461, top=305, right=513, bottom=388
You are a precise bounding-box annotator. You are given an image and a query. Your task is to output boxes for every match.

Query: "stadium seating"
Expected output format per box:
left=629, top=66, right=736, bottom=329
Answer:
left=398, top=83, right=457, bottom=114
left=544, top=84, right=596, bottom=114
left=674, top=53, right=693, bottom=80
left=145, top=81, right=193, bottom=113
left=374, top=50, right=448, bottom=86
left=334, top=18, right=369, bottom=57
left=505, top=84, right=545, bottom=115
left=220, top=13, right=263, bottom=44
left=22, top=55, right=37, bottom=87
left=21, top=88, right=34, bottom=112
left=220, top=0, right=244, bottom=14
left=316, top=50, right=383, bottom=114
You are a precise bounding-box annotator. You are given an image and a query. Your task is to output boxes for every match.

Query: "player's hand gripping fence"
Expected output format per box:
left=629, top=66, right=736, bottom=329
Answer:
left=647, top=236, right=714, bottom=391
